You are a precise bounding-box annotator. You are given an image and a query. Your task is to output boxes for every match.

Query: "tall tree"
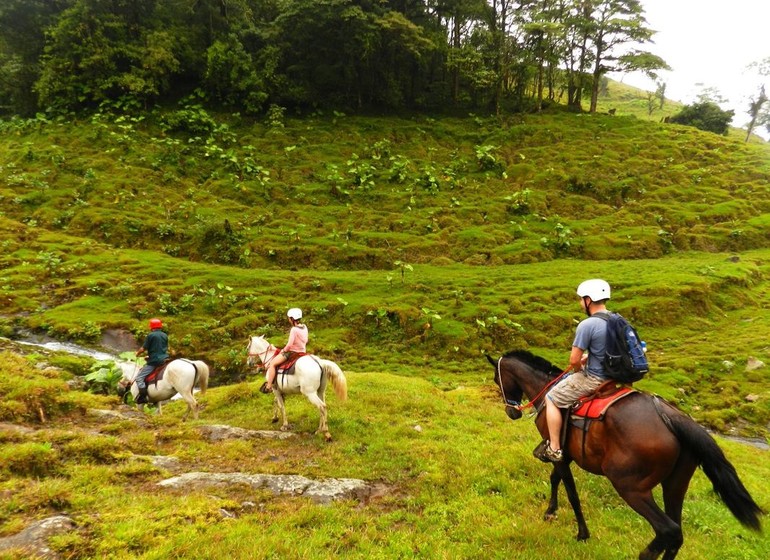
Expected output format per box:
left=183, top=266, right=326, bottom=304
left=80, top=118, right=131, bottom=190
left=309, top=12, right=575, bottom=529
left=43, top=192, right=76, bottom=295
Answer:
left=745, top=85, right=768, bottom=142
left=584, top=0, right=662, bottom=113
left=744, top=57, right=770, bottom=142
left=0, top=0, right=71, bottom=115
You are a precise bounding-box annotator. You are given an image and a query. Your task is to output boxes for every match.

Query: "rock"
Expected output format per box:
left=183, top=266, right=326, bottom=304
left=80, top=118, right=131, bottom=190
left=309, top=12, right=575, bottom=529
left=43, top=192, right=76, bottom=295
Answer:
left=0, top=422, right=36, bottom=437
left=157, top=472, right=372, bottom=504
left=413, top=425, right=423, bottom=433
left=721, top=360, right=734, bottom=371
left=745, top=357, right=765, bottom=372
left=0, top=515, right=76, bottom=559
left=100, top=329, right=138, bottom=353
left=197, top=424, right=296, bottom=441
left=745, top=394, right=759, bottom=403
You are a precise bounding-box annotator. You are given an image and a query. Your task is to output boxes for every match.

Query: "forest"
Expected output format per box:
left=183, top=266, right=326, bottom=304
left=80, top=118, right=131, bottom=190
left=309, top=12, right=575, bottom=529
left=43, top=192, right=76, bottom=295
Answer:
left=0, top=0, right=669, bottom=117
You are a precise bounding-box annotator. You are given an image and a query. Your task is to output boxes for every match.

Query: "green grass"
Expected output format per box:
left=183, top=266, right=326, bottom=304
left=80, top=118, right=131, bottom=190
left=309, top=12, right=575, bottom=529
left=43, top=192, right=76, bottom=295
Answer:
left=0, top=354, right=767, bottom=559
left=1, top=81, right=770, bottom=557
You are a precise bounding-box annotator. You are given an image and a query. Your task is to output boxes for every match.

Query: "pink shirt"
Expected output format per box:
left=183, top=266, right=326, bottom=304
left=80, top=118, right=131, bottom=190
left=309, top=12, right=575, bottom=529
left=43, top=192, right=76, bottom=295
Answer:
left=282, top=325, right=308, bottom=353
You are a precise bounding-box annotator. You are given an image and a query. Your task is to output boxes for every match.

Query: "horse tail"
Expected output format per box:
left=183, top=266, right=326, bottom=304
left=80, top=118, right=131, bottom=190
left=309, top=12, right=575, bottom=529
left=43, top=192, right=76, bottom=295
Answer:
left=193, top=361, right=209, bottom=396
left=320, top=359, right=348, bottom=401
left=657, top=398, right=763, bottom=531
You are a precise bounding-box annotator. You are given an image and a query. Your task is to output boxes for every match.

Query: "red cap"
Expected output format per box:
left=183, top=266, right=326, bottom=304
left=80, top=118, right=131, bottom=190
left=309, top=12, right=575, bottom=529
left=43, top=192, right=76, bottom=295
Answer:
left=149, top=318, right=163, bottom=330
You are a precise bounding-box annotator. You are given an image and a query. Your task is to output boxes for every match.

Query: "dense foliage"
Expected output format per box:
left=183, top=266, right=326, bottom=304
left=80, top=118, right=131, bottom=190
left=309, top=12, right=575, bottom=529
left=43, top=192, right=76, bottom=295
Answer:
left=0, top=0, right=666, bottom=115
left=669, top=101, right=735, bottom=135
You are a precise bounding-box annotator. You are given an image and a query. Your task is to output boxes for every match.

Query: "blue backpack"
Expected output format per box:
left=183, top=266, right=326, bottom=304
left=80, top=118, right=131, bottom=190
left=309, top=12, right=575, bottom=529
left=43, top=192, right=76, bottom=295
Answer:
left=595, top=312, right=649, bottom=383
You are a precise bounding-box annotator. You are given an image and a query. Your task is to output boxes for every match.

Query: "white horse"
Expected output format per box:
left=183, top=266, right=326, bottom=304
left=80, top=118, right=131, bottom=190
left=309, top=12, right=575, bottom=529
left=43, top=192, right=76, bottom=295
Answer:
left=246, top=335, right=347, bottom=441
left=116, top=359, right=209, bottom=421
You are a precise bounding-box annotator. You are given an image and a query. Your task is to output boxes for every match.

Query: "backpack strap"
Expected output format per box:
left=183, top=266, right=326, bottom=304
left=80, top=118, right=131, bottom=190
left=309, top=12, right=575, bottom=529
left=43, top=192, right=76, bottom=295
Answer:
left=592, top=310, right=612, bottom=321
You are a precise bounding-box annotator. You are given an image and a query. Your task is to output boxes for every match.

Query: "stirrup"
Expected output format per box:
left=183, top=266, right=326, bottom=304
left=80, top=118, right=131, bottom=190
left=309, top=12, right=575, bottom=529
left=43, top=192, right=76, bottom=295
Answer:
left=533, top=440, right=563, bottom=463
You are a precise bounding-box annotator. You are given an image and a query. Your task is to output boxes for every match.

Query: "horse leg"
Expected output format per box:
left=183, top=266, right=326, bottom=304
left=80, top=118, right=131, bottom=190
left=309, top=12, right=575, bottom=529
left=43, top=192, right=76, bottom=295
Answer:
left=544, top=466, right=561, bottom=521
left=273, top=391, right=289, bottom=431
left=613, top=487, right=681, bottom=560
left=659, top=459, right=697, bottom=560
left=178, top=390, right=199, bottom=421
left=304, top=392, right=331, bottom=441
left=557, top=463, right=590, bottom=541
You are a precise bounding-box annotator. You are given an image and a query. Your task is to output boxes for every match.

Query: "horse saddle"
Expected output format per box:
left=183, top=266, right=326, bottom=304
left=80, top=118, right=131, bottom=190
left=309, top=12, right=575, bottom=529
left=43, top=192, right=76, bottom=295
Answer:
left=276, top=352, right=308, bottom=376
left=145, top=359, right=172, bottom=386
left=571, top=382, right=636, bottom=420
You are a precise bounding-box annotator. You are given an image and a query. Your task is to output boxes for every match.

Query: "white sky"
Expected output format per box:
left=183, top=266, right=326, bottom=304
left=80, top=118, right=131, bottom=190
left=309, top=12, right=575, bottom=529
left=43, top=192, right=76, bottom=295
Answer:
left=608, top=0, right=770, bottom=134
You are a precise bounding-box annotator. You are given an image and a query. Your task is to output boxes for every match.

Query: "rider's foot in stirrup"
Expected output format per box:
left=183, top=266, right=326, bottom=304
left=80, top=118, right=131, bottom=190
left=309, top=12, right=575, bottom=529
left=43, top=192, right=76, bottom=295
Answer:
left=543, top=441, right=563, bottom=463
left=259, top=382, right=273, bottom=394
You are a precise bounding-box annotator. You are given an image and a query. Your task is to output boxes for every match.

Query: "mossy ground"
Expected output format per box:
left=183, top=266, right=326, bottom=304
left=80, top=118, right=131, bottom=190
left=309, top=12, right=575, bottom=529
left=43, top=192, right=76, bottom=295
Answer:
left=1, top=84, right=769, bottom=558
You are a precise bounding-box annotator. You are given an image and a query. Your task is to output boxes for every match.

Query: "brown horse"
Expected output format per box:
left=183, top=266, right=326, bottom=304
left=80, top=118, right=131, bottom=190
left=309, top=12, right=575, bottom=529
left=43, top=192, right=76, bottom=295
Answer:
left=488, top=350, right=763, bottom=560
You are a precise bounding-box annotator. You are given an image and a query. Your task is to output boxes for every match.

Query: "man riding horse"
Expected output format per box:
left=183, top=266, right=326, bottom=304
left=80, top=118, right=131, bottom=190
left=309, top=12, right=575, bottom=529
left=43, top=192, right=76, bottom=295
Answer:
left=538, top=279, right=612, bottom=462
left=134, top=318, right=169, bottom=404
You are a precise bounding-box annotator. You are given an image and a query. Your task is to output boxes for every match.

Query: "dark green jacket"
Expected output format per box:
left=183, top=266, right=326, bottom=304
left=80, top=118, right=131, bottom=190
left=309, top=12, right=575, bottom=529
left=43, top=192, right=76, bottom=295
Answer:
left=142, top=330, right=169, bottom=365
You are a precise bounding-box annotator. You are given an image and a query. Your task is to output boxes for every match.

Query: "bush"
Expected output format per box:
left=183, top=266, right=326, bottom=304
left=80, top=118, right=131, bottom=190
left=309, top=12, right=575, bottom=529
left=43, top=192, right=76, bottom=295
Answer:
left=669, top=102, right=734, bottom=135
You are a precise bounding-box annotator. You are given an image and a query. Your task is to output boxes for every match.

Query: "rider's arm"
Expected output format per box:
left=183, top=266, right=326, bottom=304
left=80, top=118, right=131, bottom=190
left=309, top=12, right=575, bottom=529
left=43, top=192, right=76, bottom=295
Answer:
left=569, top=346, right=585, bottom=371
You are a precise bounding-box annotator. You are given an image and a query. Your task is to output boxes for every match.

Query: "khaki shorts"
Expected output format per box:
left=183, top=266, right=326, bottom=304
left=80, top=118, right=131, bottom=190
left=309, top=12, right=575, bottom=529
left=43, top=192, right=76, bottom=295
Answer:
left=547, top=370, right=606, bottom=408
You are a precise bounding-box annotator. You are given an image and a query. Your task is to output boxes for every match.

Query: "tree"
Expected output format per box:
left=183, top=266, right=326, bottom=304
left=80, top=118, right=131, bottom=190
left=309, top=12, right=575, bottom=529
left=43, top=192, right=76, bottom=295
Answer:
left=669, top=101, right=735, bottom=136
left=585, top=0, right=664, bottom=113
left=34, top=0, right=179, bottom=111
left=744, top=57, right=770, bottom=142
left=655, top=80, right=666, bottom=109
left=0, top=0, right=71, bottom=115
left=744, top=85, right=768, bottom=142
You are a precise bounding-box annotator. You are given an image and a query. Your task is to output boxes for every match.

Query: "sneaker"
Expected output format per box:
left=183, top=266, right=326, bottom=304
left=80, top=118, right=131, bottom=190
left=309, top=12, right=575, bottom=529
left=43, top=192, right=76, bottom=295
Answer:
left=543, top=442, right=563, bottom=463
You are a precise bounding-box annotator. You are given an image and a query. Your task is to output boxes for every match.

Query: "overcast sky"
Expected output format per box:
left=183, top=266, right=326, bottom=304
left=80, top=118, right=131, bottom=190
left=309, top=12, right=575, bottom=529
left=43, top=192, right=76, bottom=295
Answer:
left=608, top=0, right=770, bottom=132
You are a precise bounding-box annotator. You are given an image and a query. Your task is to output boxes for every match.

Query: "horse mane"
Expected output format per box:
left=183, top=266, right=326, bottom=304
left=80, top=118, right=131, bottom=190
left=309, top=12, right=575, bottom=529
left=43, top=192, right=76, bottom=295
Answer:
left=501, top=349, right=564, bottom=377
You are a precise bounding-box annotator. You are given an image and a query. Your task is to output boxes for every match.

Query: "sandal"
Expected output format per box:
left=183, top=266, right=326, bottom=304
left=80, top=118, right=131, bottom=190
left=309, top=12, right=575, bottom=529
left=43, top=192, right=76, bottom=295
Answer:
left=259, top=382, right=273, bottom=394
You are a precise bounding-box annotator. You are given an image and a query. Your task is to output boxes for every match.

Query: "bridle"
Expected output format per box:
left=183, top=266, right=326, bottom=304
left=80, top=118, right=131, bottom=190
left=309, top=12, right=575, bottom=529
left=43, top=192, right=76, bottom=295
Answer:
left=495, top=357, right=571, bottom=413
left=246, top=337, right=278, bottom=369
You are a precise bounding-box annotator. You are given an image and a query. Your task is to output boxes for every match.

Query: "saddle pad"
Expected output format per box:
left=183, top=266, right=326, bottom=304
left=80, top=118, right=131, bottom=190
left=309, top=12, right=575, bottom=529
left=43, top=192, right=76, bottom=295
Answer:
left=278, top=352, right=308, bottom=373
left=572, top=386, right=636, bottom=419
left=146, top=361, right=171, bottom=384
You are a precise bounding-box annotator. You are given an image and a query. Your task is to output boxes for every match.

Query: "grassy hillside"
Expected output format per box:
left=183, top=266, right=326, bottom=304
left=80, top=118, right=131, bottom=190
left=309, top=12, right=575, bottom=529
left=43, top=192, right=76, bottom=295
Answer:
left=1, top=83, right=770, bottom=558
left=2, top=93, right=770, bottom=434
left=0, top=349, right=768, bottom=560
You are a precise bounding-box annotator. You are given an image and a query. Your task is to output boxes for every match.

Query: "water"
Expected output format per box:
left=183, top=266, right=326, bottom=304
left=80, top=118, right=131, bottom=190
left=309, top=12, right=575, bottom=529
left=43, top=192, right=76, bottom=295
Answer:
left=9, top=338, right=118, bottom=362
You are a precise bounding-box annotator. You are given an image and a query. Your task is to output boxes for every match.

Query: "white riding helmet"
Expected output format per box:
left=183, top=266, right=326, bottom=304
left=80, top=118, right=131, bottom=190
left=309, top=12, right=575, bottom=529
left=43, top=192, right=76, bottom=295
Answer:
left=576, top=279, right=611, bottom=302
left=287, top=308, right=303, bottom=320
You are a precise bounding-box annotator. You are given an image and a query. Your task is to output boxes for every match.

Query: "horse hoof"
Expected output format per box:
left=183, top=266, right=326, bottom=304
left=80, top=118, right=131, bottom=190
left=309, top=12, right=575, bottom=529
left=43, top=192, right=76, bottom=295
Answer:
left=271, top=417, right=279, bottom=424
left=324, top=433, right=333, bottom=442
left=544, top=512, right=557, bottom=522
left=280, top=425, right=290, bottom=432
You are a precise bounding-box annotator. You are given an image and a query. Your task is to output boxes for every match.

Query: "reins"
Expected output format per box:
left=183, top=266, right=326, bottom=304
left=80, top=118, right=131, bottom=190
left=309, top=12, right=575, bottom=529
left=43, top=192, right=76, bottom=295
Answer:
left=496, top=357, right=571, bottom=412
left=247, top=338, right=280, bottom=369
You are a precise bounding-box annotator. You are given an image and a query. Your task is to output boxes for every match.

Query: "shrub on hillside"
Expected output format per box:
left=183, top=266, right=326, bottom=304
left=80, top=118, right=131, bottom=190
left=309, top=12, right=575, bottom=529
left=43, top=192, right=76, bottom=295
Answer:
left=669, top=102, right=734, bottom=135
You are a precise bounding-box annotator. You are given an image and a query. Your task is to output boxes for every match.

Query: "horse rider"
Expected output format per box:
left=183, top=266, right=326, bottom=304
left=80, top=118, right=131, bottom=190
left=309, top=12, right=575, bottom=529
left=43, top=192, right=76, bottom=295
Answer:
left=538, top=279, right=612, bottom=462
left=134, top=318, right=169, bottom=404
left=262, top=308, right=308, bottom=393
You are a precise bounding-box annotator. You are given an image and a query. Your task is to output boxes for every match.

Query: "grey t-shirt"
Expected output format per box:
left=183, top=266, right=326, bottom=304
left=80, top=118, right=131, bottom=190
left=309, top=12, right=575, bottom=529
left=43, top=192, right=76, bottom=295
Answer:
left=572, top=314, right=608, bottom=379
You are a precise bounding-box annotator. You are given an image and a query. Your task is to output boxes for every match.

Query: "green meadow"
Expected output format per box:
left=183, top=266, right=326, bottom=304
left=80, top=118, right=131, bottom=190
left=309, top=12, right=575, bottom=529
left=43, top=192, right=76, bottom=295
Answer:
left=1, top=83, right=769, bottom=558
